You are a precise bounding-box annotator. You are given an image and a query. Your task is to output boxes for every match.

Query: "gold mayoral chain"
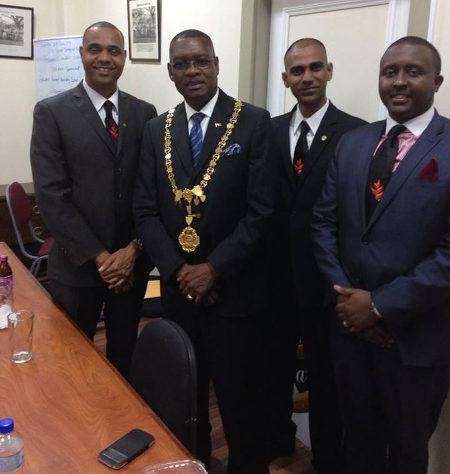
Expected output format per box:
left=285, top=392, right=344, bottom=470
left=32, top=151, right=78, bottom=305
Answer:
left=164, top=98, right=243, bottom=253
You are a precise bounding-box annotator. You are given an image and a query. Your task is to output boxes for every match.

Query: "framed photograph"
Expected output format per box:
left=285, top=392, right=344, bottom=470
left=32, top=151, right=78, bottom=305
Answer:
left=127, top=0, right=160, bottom=62
left=0, top=4, right=33, bottom=59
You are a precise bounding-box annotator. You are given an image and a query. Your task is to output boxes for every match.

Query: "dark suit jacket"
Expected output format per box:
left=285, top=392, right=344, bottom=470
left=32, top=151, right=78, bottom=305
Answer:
left=30, top=82, right=157, bottom=286
left=272, top=102, right=366, bottom=305
left=313, top=112, right=450, bottom=366
left=134, top=89, right=275, bottom=317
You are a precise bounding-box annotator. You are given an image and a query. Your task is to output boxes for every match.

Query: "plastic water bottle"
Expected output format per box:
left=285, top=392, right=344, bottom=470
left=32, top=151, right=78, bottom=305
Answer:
left=0, top=256, right=13, bottom=330
left=0, top=418, right=23, bottom=472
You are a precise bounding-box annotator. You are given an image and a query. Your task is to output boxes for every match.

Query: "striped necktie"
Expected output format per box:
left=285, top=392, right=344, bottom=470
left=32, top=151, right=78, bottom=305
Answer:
left=189, top=112, right=206, bottom=168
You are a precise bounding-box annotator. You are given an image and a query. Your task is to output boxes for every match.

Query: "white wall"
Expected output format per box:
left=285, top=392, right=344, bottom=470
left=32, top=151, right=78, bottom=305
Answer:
left=0, top=0, right=243, bottom=184
left=285, top=4, right=388, bottom=122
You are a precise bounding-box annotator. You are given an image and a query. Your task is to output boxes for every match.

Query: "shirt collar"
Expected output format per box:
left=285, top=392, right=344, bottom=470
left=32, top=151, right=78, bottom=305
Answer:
left=385, top=106, right=435, bottom=137
left=293, top=99, right=330, bottom=136
left=184, top=88, right=219, bottom=121
left=83, top=79, right=119, bottom=113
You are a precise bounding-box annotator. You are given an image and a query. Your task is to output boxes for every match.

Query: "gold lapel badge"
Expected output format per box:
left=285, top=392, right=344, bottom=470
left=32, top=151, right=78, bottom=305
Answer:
left=214, top=122, right=222, bottom=128
left=321, top=135, right=327, bottom=141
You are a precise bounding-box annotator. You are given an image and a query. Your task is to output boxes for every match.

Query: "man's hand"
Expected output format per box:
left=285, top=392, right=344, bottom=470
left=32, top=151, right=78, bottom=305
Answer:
left=97, top=241, right=139, bottom=288
left=113, top=272, right=135, bottom=294
left=358, top=326, right=394, bottom=348
left=177, top=263, right=219, bottom=304
left=334, top=285, right=379, bottom=332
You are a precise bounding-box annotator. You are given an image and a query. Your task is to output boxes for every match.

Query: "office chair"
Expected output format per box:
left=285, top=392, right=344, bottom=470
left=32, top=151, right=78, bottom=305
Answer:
left=128, top=318, right=198, bottom=455
left=6, top=182, right=53, bottom=277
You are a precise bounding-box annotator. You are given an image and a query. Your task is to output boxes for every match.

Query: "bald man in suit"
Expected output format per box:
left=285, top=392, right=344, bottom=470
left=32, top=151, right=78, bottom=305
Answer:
left=31, top=21, right=156, bottom=376
left=269, top=38, right=366, bottom=472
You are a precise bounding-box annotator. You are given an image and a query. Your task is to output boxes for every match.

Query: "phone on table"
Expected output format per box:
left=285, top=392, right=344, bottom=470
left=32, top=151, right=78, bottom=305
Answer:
left=98, top=428, right=155, bottom=469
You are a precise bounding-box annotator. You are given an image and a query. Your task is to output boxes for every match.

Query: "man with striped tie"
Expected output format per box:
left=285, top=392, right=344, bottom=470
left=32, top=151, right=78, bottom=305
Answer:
left=134, top=29, right=276, bottom=474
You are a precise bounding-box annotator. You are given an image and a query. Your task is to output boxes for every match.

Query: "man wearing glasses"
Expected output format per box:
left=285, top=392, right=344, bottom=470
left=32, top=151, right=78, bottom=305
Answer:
left=134, top=29, right=276, bottom=473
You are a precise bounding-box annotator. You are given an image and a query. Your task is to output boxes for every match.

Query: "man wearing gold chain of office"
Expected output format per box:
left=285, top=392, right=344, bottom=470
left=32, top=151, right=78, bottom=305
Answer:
left=134, top=29, right=276, bottom=474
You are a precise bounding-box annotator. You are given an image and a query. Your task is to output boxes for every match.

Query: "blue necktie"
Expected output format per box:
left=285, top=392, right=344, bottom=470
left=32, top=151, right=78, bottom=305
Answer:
left=189, top=112, right=206, bottom=168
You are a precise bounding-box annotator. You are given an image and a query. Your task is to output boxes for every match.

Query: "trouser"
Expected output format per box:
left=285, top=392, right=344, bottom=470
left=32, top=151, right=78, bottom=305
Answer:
left=330, top=319, right=449, bottom=474
left=167, top=308, right=271, bottom=474
left=50, top=271, right=147, bottom=377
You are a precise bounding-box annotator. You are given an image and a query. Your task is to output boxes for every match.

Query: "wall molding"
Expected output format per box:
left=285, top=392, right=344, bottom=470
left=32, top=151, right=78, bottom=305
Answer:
left=267, top=0, right=410, bottom=117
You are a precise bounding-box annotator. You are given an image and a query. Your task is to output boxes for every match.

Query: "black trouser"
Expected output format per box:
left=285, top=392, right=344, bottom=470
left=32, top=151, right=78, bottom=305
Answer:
left=330, top=318, right=450, bottom=474
left=266, top=300, right=344, bottom=473
left=167, top=308, right=270, bottom=474
left=50, top=271, right=147, bottom=377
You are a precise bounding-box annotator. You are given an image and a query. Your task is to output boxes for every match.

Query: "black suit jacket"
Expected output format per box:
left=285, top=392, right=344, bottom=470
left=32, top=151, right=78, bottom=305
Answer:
left=30, top=82, right=157, bottom=286
left=272, top=102, right=366, bottom=305
left=134, top=89, right=276, bottom=317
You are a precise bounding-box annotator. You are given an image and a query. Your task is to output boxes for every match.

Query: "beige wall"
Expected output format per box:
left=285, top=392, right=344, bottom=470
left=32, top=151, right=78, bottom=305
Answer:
left=0, top=0, right=243, bottom=184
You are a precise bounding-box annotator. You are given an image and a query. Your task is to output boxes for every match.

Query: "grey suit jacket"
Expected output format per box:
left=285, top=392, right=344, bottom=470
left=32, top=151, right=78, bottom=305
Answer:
left=30, top=82, right=157, bottom=286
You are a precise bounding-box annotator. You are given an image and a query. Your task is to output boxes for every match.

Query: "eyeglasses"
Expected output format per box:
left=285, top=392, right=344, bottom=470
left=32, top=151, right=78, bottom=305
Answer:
left=170, top=57, right=215, bottom=71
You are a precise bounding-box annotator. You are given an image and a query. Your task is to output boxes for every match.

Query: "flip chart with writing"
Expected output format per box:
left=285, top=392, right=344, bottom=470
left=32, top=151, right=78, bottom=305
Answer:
left=34, top=35, right=83, bottom=101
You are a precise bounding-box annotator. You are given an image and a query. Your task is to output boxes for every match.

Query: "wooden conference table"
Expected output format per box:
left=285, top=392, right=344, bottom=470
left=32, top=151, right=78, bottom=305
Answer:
left=0, top=242, right=190, bottom=473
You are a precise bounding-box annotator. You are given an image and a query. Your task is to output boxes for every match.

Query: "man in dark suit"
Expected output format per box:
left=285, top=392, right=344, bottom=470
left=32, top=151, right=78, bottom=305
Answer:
left=313, top=36, right=450, bottom=474
left=134, top=29, right=275, bottom=473
left=30, top=21, right=157, bottom=376
left=269, top=38, right=366, bottom=472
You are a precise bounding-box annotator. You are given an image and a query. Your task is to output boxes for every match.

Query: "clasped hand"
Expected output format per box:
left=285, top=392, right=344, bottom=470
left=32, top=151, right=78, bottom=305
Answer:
left=95, top=241, right=139, bottom=292
left=334, top=284, right=393, bottom=348
left=177, top=262, right=219, bottom=305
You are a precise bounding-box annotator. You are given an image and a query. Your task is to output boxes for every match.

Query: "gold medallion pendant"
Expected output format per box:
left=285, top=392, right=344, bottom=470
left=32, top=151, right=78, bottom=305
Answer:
left=164, top=98, right=243, bottom=253
left=178, top=226, right=200, bottom=253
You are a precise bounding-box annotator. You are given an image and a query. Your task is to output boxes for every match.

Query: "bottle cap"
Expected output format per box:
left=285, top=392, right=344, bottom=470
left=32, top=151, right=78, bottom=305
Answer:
left=0, top=256, right=7, bottom=262
left=0, top=418, right=14, bottom=433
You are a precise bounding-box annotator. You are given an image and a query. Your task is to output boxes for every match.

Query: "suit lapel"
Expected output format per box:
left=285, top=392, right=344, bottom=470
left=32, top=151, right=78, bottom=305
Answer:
left=191, top=90, right=234, bottom=184
left=171, top=104, right=194, bottom=179
left=367, top=113, right=444, bottom=229
left=295, top=106, right=334, bottom=190
left=71, top=83, right=116, bottom=157
left=117, top=91, right=129, bottom=157
left=356, top=121, right=385, bottom=228
left=277, top=109, right=296, bottom=191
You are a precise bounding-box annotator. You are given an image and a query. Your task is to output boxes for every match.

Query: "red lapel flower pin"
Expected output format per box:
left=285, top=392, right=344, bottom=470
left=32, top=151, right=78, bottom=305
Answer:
left=370, top=179, right=384, bottom=201
left=294, top=159, right=304, bottom=175
left=110, top=124, right=119, bottom=139
left=418, top=158, right=438, bottom=181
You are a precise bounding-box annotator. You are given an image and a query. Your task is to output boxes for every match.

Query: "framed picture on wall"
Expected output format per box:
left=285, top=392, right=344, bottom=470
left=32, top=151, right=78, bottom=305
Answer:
left=0, top=4, right=33, bottom=59
left=127, top=0, right=161, bottom=61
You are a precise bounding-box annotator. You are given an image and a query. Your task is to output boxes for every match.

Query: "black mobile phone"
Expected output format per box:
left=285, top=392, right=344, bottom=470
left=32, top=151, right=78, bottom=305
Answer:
left=98, top=429, right=155, bottom=469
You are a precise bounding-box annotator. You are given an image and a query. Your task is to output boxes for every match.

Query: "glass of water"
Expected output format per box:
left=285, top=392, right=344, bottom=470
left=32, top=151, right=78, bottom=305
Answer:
left=8, top=310, right=34, bottom=363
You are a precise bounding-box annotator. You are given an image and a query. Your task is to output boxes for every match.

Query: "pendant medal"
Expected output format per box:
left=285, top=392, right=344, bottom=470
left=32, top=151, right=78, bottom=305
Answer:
left=178, top=226, right=200, bottom=252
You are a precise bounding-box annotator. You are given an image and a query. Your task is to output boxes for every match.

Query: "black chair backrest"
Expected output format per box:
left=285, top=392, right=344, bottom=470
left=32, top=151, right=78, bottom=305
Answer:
left=128, top=318, right=197, bottom=455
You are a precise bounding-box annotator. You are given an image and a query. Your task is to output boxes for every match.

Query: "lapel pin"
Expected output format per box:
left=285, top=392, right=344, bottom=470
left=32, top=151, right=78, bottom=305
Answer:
left=214, top=122, right=222, bottom=128
left=122, top=123, right=127, bottom=128
left=321, top=135, right=327, bottom=141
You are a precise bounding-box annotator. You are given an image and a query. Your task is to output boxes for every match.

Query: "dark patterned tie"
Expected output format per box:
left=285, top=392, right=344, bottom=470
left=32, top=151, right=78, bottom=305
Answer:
left=103, top=100, right=118, bottom=149
left=365, top=124, right=406, bottom=221
left=293, top=120, right=310, bottom=179
left=189, top=112, right=206, bottom=168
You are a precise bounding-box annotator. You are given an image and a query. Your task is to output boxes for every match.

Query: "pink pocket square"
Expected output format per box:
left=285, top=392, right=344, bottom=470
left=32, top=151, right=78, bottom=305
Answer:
left=418, top=158, right=438, bottom=181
